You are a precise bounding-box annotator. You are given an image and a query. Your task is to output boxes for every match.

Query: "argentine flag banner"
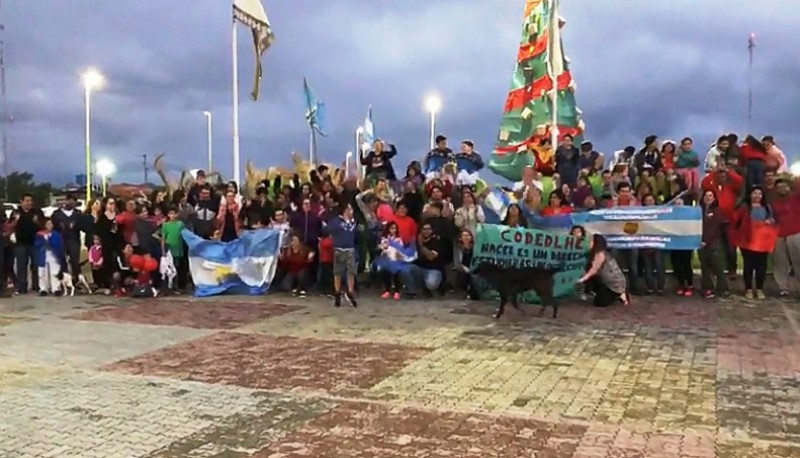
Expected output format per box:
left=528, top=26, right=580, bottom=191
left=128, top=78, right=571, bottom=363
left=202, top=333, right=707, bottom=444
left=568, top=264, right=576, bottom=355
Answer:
left=570, top=206, right=702, bottom=250
left=181, top=229, right=280, bottom=297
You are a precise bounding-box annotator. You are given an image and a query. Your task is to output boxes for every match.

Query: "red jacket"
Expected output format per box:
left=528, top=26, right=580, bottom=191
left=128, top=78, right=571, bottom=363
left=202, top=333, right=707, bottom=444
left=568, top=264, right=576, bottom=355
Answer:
left=391, top=214, right=418, bottom=245
left=701, top=170, right=743, bottom=221
left=318, top=236, right=334, bottom=264
left=281, top=247, right=311, bottom=274
left=739, top=143, right=767, bottom=164
left=770, top=183, right=800, bottom=238
left=729, top=205, right=774, bottom=249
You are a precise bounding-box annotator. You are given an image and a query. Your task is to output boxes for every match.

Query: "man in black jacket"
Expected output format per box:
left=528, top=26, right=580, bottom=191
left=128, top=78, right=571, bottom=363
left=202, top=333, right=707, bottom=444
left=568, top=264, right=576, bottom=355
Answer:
left=51, top=193, right=82, bottom=280
left=192, top=187, right=218, bottom=239
left=12, top=193, right=43, bottom=294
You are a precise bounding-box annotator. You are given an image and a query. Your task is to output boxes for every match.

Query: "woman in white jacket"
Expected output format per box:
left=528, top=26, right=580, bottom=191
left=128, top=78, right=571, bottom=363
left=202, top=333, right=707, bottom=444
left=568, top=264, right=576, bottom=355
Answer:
left=454, top=189, right=485, bottom=236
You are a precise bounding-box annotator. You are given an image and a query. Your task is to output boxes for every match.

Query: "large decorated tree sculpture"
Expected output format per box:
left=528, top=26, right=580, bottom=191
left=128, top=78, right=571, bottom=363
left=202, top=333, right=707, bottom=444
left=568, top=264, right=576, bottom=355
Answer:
left=489, top=0, right=585, bottom=182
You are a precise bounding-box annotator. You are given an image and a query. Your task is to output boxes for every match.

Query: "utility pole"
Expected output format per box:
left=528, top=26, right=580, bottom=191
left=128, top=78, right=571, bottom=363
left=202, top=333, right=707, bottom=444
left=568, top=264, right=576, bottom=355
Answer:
left=142, top=154, right=148, bottom=184
left=0, top=1, right=8, bottom=201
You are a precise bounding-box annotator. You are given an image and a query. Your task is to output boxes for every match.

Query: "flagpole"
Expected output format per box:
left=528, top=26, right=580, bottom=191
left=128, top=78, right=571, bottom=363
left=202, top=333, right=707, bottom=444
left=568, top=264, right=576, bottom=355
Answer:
left=231, top=16, right=241, bottom=187
left=549, top=0, right=560, bottom=149
left=747, top=33, right=755, bottom=132
left=309, top=127, right=316, bottom=167
left=355, top=127, right=363, bottom=180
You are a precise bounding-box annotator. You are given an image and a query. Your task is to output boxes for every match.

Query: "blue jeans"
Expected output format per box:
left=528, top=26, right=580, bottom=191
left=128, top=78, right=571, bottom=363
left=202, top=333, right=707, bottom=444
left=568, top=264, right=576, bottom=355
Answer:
left=745, top=159, right=764, bottom=190
left=399, top=265, right=442, bottom=294
left=14, top=245, right=38, bottom=293
left=641, top=250, right=665, bottom=292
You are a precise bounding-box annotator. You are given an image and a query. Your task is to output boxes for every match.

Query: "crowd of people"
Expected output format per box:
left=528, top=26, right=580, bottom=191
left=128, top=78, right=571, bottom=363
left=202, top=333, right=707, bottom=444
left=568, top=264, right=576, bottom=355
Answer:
left=1, top=132, right=798, bottom=306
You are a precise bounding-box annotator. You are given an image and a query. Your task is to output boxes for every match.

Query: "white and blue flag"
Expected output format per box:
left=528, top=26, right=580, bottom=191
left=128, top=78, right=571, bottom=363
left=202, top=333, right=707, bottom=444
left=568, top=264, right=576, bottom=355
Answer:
left=181, top=229, right=280, bottom=297
left=571, top=206, right=702, bottom=250
left=362, top=106, right=374, bottom=150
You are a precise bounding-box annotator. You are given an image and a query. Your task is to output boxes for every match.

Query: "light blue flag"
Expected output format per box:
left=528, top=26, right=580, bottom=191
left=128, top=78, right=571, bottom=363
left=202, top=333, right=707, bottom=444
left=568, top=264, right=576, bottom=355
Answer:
left=181, top=229, right=280, bottom=297
left=303, top=77, right=327, bottom=136
left=570, top=206, right=702, bottom=250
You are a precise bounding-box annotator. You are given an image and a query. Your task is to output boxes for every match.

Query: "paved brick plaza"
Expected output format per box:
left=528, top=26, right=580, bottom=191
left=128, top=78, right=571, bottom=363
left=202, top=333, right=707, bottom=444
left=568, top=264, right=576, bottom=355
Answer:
left=1, top=292, right=799, bottom=457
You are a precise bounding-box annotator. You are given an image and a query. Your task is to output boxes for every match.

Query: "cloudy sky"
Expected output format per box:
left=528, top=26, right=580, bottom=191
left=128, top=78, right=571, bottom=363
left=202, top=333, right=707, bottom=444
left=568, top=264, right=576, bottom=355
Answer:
left=2, top=0, right=798, bottom=185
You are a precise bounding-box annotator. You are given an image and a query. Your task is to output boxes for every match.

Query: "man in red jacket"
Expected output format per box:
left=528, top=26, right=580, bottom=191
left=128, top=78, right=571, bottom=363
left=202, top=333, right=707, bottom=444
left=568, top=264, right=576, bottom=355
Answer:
left=770, top=177, right=800, bottom=296
left=701, top=167, right=744, bottom=277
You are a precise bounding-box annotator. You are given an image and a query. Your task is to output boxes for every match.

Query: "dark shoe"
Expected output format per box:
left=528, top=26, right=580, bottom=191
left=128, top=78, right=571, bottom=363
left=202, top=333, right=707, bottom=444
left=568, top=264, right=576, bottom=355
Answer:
left=345, top=292, right=357, bottom=308
left=38, top=291, right=47, bottom=297
left=334, top=293, right=341, bottom=307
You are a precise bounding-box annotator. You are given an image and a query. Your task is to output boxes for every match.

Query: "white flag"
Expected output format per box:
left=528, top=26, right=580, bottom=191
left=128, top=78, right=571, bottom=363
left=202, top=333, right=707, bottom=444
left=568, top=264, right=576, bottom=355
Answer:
left=547, top=0, right=564, bottom=77
left=233, top=0, right=275, bottom=101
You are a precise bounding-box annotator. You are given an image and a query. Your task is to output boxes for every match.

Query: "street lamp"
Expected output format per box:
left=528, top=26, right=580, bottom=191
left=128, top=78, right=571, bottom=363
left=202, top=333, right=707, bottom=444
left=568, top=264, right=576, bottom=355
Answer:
left=82, top=67, right=104, bottom=203
left=424, top=94, right=441, bottom=150
left=203, top=111, right=213, bottom=173
left=96, top=158, right=115, bottom=197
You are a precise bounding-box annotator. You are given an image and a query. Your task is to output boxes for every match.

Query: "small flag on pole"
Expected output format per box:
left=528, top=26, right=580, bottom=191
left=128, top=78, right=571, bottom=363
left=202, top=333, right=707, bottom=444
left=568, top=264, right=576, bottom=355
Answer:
left=303, top=77, right=327, bottom=136
left=547, top=0, right=565, bottom=78
left=233, top=0, right=275, bottom=101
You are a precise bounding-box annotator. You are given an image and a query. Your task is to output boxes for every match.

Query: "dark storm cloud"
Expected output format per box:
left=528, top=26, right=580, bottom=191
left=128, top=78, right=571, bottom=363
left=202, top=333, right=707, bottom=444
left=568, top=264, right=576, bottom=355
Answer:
left=2, top=0, right=798, bottom=184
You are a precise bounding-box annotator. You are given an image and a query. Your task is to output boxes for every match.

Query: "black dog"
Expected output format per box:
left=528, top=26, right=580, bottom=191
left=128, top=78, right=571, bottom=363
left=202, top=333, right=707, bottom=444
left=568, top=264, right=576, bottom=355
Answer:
left=472, top=262, right=561, bottom=319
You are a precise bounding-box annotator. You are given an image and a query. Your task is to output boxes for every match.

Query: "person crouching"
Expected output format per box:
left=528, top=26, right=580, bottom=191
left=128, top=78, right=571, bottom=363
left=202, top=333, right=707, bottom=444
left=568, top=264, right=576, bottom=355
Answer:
left=327, top=204, right=358, bottom=307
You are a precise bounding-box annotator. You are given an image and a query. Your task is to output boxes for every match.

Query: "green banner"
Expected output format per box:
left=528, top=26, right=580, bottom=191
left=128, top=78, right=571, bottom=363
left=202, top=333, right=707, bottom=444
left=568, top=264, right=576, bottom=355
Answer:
left=471, top=224, right=587, bottom=303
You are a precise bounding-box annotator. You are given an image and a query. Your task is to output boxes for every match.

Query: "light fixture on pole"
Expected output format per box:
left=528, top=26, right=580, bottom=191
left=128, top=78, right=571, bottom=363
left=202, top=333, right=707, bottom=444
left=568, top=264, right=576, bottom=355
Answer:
left=96, top=158, right=115, bottom=197
left=82, top=67, right=104, bottom=204
left=424, top=95, right=441, bottom=150
left=203, top=111, right=213, bottom=173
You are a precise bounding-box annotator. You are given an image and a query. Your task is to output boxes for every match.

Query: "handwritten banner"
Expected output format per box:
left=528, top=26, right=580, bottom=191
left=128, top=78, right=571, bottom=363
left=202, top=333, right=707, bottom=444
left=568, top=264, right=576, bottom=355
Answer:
left=471, top=224, right=587, bottom=303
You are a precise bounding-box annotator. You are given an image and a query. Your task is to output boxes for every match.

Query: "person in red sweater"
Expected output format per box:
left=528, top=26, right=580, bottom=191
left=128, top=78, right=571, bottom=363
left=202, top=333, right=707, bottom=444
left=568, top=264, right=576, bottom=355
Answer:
left=540, top=189, right=573, bottom=216
left=770, top=177, right=800, bottom=297
left=701, top=167, right=743, bottom=276
left=114, top=199, right=138, bottom=246
left=390, top=200, right=418, bottom=245
left=738, top=135, right=768, bottom=190
left=279, top=234, right=314, bottom=297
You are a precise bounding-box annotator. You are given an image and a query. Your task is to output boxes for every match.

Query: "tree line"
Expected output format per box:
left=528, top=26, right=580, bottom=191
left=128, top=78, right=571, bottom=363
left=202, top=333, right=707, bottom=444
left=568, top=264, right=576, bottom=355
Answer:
left=0, top=172, right=56, bottom=206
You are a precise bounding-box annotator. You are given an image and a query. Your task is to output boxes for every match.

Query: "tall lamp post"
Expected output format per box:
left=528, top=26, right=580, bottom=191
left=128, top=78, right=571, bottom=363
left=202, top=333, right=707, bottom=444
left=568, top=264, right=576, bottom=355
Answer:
left=424, top=95, right=441, bottom=149
left=96, top=158, right=115, bottom=197
left=82, top=68, right=104, bottom=204
left=203, top=111, right=213, bottom=173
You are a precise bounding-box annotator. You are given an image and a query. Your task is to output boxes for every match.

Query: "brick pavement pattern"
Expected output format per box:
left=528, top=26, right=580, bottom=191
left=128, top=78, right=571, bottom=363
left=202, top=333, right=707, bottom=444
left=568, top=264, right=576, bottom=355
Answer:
left=0, top=292, right=799, bottom=457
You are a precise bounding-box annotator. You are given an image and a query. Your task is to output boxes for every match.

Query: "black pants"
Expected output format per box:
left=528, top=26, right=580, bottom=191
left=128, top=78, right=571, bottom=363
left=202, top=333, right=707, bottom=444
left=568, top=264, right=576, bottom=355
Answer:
left=13, top=245, right=37, bottom=293
left=0, top=237, right=5, bottom=294
left=671, top=250, right=694, bottom=288
left=699, top=242, right=728, bottom=293
left=720, top=223, right=737, bottom=274
left=175, top=255, right=188, bottom=290
left=593, top=281, right=619, bottom=307
left=64, top=239, right=81, bottom=279
left=382, top=271, right=401, bottom=293
left=318, top=262, right=333, bottom=295
left=741, top=249, right=768, bottom=290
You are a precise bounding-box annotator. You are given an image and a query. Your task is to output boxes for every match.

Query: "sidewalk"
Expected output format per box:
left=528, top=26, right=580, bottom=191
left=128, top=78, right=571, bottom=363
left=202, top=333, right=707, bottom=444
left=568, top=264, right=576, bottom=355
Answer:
left=0, top=292, right=798, bottom=457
